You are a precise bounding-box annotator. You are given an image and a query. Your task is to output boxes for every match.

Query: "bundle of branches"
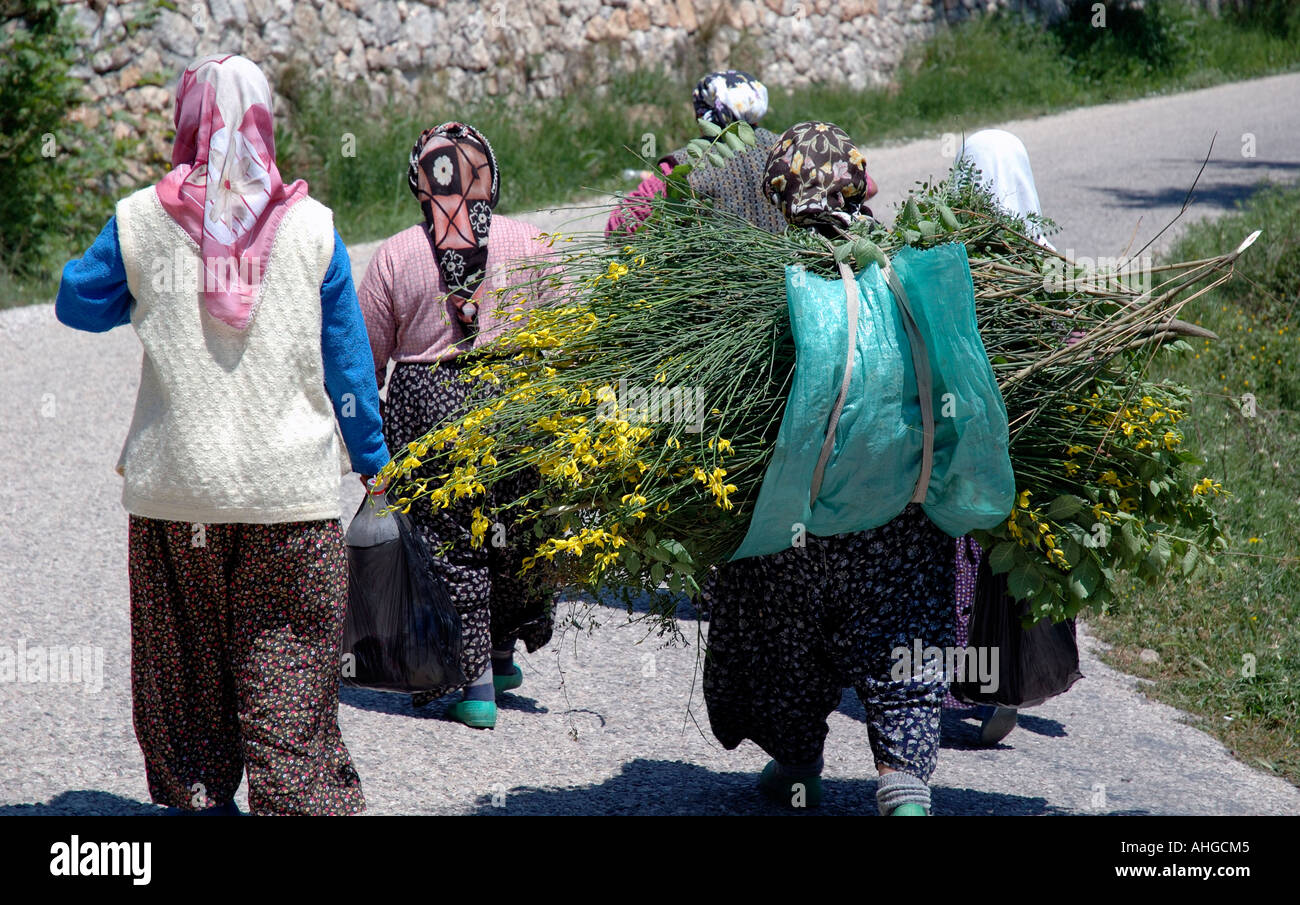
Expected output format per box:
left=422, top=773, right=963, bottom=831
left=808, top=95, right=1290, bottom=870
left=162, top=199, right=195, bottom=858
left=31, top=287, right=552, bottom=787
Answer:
left=377, top=151, right=1251, bottom=629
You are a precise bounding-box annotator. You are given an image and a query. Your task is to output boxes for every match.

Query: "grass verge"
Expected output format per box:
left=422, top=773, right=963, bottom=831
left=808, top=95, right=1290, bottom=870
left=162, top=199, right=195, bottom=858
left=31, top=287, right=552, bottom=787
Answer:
left=1089, top=181, right=1300, bottom=787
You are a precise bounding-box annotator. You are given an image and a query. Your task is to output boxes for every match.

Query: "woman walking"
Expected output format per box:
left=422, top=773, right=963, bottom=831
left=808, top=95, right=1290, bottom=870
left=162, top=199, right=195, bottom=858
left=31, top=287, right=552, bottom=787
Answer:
left=357, top=122, right=556, bottom=730
left=56, top=54, right=388, bottom=815
left=607, top=70, right=788, bottom=236
left=701, top=122, right=950, bottom=816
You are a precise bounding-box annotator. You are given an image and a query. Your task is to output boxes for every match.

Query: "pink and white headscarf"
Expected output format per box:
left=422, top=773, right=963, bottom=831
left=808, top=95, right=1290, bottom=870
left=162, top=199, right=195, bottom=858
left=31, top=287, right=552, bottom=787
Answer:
left=155, top=54, right=308, bottom=330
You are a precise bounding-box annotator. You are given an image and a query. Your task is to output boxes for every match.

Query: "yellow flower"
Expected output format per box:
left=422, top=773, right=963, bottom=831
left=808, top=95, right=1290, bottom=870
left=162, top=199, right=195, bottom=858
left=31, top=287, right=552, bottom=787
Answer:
left=1100, top=470, right=1121, bottom=486
left=1192, top=477, right=1224, bottom=496
left=1016, top=489, right=1031, bottom=509
left=1162, top=431, right=1180, bottom=450
left=1248, top=537, right=1261, bottom=544
left=1118, top=498, right=1138, bottom=513
left=469, top=508, right=491, bottom=548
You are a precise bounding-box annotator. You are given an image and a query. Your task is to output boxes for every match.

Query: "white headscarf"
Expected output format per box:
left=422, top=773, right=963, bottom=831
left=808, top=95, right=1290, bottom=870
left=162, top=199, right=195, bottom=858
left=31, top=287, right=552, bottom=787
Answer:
left=956, top=129, right=1054, bottom=250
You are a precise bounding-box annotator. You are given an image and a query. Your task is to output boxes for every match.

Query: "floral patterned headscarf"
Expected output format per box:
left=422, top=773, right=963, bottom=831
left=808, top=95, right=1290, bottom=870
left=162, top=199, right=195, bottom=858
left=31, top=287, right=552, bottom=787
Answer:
left=762, top=121, right=878, bottom=235
left=693, top=70, right=768, bottom=127
left=407, top=122, right=500, bottom=305
left=155, top=53, right=308, bottom=330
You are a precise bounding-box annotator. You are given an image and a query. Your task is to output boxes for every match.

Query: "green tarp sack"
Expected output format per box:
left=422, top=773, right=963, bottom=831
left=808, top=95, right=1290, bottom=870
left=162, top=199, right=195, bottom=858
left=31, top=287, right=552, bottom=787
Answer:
left=731, top=242, right=1014, bottom=561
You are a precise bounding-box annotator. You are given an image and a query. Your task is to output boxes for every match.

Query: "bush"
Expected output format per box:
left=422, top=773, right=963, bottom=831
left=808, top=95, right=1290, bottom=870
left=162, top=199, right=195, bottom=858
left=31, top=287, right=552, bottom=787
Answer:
left=1223, top=0, right=1300, bottom=38
left=0, top=0, right=116, bottom=278
left=1051, top=0, right=1195, bottom=82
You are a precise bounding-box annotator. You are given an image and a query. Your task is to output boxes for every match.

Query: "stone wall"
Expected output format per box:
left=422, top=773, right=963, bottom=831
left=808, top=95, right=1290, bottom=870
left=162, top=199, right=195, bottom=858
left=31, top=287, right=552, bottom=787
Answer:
left=63, top=0, right=1058, bottom=179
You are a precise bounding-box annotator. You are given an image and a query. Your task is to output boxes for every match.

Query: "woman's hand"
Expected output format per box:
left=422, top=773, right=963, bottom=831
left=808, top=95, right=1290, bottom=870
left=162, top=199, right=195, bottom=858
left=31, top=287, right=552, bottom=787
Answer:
left=454, top=300, right=478, bottom=324
left=359, top=474, right=389, bottom=495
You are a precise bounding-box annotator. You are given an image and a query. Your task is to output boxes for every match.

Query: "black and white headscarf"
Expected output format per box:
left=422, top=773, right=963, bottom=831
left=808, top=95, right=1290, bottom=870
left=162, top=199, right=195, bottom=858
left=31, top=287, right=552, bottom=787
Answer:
left=693, top=70, right=769, bottom=127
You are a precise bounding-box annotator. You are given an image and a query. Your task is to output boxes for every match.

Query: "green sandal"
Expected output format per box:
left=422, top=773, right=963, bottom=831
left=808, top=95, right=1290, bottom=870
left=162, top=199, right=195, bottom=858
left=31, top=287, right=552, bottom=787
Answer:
left=889, top=803, right=929, bottom=816
left=493, top=664, right=523, bottom=695
left=757, top=760, right=824, bottom=809
left=446, top=699, right=497, bottom=729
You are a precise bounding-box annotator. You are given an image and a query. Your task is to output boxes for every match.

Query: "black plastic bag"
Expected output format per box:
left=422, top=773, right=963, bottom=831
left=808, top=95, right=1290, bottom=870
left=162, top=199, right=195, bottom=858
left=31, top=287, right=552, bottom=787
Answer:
left=951, top=554, right=1083, bottom=708
left=341, top=494, right=465, bottom=693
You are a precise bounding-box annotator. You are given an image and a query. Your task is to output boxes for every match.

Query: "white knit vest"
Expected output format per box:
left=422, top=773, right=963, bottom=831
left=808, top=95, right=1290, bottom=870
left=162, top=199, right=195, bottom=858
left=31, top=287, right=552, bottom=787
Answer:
left=115, top=187, right=342, bottom=524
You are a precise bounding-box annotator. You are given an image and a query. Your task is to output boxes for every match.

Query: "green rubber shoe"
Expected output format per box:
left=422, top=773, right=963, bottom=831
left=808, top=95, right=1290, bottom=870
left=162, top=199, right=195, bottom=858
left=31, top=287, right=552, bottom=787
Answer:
left=890, top=803, right=929, bottom=816
left=757, top=760, right=824, bottom=809
left=446, top=699, right=497, bottom=729
left=493, top=664, right=523, bottom=695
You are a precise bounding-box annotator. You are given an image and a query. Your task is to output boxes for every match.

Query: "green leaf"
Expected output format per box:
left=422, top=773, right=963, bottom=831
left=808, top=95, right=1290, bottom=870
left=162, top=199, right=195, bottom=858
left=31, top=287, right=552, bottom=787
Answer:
left=1008, top=563, right=1043, bottom=600
left=667, top=571, right=682, bottom=594
left=644, top=545, right=671, bottom=563
left=1120, top=522, right=1143, bottom=557
left=650, top=562, right=666, bottom=586
left=707, top=151, right=725, bottom=167
left=852, top=238, right=888, bottom=270
left=623, top=550, right=641, bottom=576
left=1145, top=535, right=1171, bottom=572
left=735, top=121, right=756, bottom=145
left=644, top=529, right=657, bottom=547
left=834, top=242, right=855, bottom=265
left=1072, top=558, right=1102, bottom=597
left=1046, top=494, right=1083, bottom=520
left=1059, top=535, right=1083, bottom=569
left=698, top=118, right=722, bottom=138
left=988, top=541, right=1018, bottom=575
left=723, top=131, right=746, bottom=153
left=660, top=538, right=687, bottom=558
left=1180, top=545, right=1198, bottom=577
left=1148, top=480, right=1161, bottom=497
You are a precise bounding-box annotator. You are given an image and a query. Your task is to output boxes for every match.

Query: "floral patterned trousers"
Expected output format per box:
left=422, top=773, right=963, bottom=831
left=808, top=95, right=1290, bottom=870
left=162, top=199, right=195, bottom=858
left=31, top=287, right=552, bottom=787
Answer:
left=127, top=516, right=365, bottom=815
left=702, top=505, right=955, bottom=780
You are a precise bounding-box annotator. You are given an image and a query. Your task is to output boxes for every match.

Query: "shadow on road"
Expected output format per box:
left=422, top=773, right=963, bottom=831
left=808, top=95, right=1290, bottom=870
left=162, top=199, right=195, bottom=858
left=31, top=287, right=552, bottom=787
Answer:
left=0, top=790, right=163, bottom=816
left=340, top=684, right=552, bottom=718
left=1101, top=173, right=1294, bottom=212
left=466, top=757, right=1074, bottom=815
left=836, top=688, right=1070, bottom=749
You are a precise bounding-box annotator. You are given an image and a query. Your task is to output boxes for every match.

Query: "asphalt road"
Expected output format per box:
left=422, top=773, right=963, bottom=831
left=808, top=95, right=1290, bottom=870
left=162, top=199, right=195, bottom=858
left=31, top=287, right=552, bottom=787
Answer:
left=3, top=73, right=1299, bottom=816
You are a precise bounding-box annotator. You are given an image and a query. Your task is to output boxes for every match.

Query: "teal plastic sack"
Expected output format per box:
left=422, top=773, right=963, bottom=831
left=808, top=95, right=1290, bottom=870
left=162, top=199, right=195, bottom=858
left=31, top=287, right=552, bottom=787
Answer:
left=731, top=243, right=1014, bottom=560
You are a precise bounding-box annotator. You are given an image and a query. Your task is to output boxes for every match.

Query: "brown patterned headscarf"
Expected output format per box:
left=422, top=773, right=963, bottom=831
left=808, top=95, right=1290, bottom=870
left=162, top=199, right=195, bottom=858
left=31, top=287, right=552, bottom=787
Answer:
left=762, top=121, right=878, bottom=235
left=407, top=122, right=500, bottom=304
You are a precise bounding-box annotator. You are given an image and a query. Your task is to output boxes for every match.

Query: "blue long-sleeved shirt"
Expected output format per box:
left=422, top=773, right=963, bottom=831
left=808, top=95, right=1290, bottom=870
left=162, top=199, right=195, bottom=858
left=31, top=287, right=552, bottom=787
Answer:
left=56, top=217, right=391, bottom=475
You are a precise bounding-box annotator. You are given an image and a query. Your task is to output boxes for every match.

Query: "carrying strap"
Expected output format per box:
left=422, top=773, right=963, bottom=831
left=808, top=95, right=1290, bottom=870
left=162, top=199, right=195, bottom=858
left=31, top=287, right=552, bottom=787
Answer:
left=808, top=260, right=937, bottom=509
left=809, top=262, right=860, bottom=505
